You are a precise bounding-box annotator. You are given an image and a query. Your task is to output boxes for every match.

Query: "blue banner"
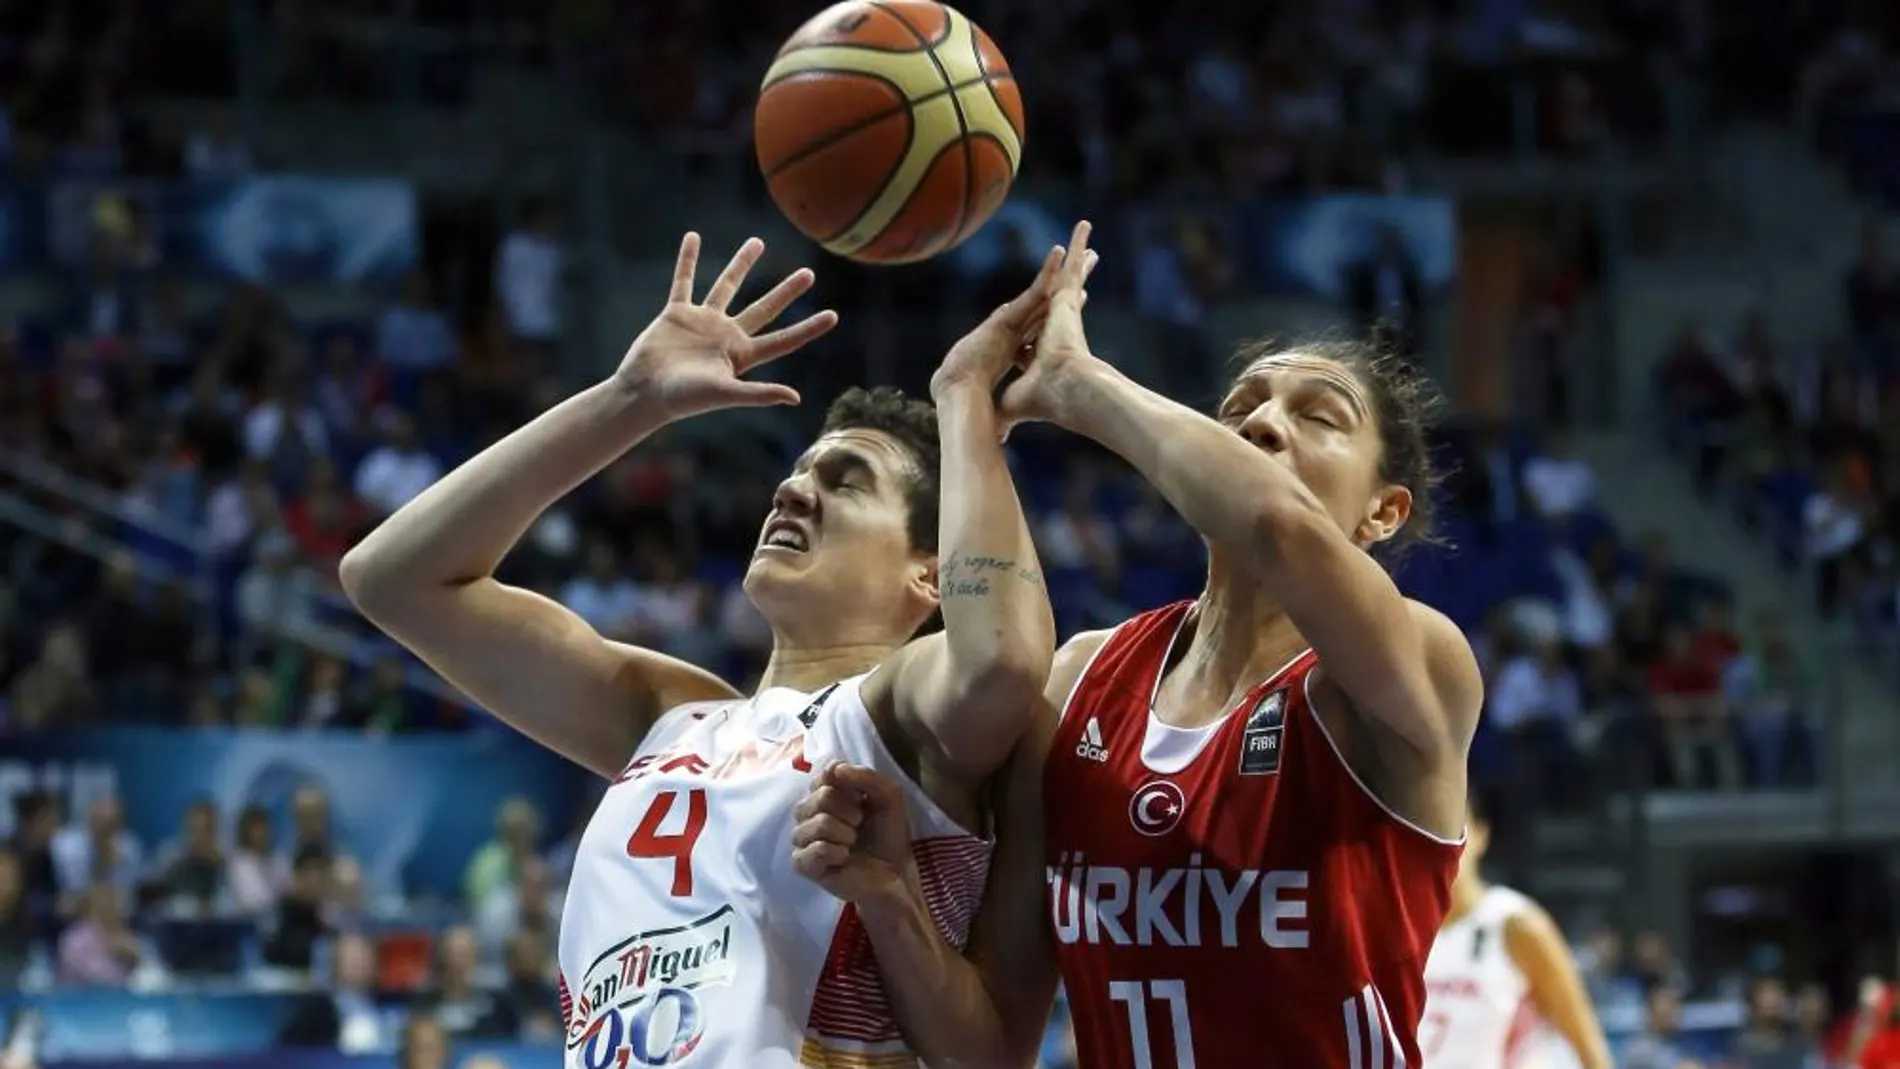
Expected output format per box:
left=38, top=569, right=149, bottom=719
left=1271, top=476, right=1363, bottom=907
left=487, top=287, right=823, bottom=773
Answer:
left=1234, top=194, right=1457, bottom=300
left=184, top=177, right=419, bottom=287
left=45, top=176, right=420, bottom=288
left=0, top=730, right=581, bottom=897
left=950, top=193, right=1456, bottom=299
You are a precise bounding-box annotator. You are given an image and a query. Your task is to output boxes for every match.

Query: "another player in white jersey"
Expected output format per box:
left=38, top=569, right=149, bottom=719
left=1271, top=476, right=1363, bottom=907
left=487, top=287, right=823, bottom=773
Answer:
left=1422, top=797, right=1611, bottom=1069
left=343, top=230, right=1089, bottom=1067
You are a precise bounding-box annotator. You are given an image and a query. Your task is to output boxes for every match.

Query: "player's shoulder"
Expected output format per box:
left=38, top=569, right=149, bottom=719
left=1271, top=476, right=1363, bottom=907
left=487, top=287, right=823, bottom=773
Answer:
left=1041, top=628, right=1115, bottom=709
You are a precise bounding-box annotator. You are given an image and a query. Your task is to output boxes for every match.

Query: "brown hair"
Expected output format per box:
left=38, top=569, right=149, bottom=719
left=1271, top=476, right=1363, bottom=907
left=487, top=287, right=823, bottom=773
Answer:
left=820, top=386, right=941, bottom=551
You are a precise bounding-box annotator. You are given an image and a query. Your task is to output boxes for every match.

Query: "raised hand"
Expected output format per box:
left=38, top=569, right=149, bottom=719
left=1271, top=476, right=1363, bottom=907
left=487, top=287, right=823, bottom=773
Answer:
left=617, top=234, right=840, bottom=420
left=999, top=219, right=1103, bottom=430
left=790, top=763, right=916, bottom=906
left=930, top=243, right=1068, bottom=397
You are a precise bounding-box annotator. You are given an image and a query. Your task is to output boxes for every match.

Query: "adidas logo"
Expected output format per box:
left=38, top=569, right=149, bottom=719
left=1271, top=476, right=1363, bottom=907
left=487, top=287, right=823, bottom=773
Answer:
left=1075, top=717, right=1110, bottom=763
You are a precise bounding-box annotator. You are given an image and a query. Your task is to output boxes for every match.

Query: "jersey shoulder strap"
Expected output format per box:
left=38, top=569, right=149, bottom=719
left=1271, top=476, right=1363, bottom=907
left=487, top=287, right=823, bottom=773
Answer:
left=1058, top=600, right=1197, bottom=722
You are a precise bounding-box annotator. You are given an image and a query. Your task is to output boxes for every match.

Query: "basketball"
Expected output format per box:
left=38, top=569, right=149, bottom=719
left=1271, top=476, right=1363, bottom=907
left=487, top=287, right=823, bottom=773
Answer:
left=754, top=1, right=1024, bottom=265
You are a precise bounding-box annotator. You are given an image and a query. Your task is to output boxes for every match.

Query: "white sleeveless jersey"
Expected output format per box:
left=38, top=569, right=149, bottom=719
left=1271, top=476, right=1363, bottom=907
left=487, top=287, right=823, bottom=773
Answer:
left=1421, top=885, right=1541, bottom=1069
left=555, top=675, right=990, bottom=1068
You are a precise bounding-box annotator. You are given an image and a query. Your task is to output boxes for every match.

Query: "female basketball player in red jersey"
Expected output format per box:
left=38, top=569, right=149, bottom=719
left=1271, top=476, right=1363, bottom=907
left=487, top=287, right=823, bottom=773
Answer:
left=792, top=220, right=1484, bottom=1069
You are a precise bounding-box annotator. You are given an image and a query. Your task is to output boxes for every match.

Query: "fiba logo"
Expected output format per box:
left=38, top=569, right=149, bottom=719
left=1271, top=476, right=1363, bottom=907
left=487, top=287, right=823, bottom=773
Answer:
left=1074, top=717, right=1110, bottom=763
left=1128, top=779, right=1187, bottom=837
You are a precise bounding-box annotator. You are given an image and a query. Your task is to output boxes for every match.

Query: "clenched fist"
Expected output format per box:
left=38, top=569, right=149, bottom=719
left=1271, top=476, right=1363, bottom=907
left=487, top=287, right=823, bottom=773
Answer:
left=791, top=763, right=915, bottom=906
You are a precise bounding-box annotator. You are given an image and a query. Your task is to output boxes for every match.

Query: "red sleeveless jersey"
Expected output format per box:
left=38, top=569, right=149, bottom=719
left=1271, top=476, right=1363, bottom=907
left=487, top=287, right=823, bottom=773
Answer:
left=1043, top=601, right=1462, bottom=1069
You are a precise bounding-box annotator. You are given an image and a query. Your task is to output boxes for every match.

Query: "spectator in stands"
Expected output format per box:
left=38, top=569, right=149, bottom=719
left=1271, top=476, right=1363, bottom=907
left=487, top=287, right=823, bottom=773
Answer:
left=55, top=882, right=144, bottom=987
left=559, top=540, right=641, bottom=639
left=9, top=793, right=60, bottom=927
left=1342, top=222, right=1426, bottom=357
left=399, top=1013, right=451, bottom=1069
left=1488, top=633, right=1588, bottom=810
left=356, top=654, right=424, bottom=732
left=262, top=844, right=333, bottom=972
left=1622, top=984, right=1688, bottom=1069
left=0, top=849, right=31, bottom=988
left=235, top=529, right=319, bottom=647
left=1522, top=427, right=1599, bottom=519
left=375, top=271, right=459, bottom=379
left=418, top=925, right=515, bottom=1039
left=494, top=199, right=565, bottom=363
left=1552, top=537, right=1621, bottom=652
left=476, top=855, right=559, bottom=966
left=1648, top=623, right=1744, bottom=788
left=464, top=798, right=540, bottom=908
left=205, top=460, right=279, bottom=559
left=1725, top=610, right=1819, bottom=786
left=244, top=364, right=331, bottom=489
left=278, top=930, right=389, bottom=1051
left=10, top=623, right=97, bottom=731
left=225, top=804, right=278, bottom=918
left=148, top=797, right=226, bottom=914
left=1134, top=215, right=1228, bottom=394
left=284, top=462, right=365, bottom=574
left=50, top=793, right=142, bottom=915
left=1806, top=462, right=1870, bottom=617
left=634, top=545, right=720, bottom=662
left=327, top=855, right=369, bottom=932
left=1731, top=975, right=1814, bottom=1068
left=354, top=416, right=442, bottom=519
left=1450, top=422, right=1523, bottom=530
left=496, top=928, right=560, bottom=1041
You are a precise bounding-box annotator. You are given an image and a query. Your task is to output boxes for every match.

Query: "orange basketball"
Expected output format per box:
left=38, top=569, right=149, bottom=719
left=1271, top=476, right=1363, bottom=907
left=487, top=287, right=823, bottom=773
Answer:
left=754, top=1, right=1024, bottom=265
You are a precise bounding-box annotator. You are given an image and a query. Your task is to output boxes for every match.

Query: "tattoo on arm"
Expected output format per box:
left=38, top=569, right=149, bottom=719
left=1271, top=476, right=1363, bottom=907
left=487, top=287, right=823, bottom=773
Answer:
left=940, top=554, right=1043, bottom=600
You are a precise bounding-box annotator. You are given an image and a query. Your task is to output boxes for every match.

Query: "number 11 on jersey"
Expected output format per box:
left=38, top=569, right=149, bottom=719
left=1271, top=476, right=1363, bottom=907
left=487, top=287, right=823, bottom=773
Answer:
left=1108, top=979, right=1197, bottom=1069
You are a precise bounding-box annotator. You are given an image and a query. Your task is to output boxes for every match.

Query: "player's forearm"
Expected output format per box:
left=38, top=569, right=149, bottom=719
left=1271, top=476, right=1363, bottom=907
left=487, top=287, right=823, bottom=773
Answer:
left=855, top=884, right=1037, bottom=1069
left=343, top=378, right=672, bottom=602
left=931, top=386, right=1055, bottom=715
left=1053, top=362, right=1327, bottom=562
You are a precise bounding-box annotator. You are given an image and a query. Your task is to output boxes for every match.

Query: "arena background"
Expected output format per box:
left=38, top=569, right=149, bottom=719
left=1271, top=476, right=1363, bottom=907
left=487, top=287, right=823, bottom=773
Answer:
left=3, top=1, right=1900, bottom=1067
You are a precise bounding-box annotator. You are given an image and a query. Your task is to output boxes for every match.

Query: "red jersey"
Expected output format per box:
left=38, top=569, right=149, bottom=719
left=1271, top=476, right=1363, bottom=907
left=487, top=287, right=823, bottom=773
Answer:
left=1044, top=601, right=1462, bottom=1069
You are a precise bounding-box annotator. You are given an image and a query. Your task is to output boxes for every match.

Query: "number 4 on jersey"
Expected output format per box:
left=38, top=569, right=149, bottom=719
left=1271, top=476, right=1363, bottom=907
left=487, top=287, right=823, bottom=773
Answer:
left=626, top=788, right=709, bottom=896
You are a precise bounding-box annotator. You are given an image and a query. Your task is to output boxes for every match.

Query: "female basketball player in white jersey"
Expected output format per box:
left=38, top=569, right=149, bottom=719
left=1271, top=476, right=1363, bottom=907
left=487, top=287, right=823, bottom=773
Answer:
left=1422, top=797, right=1611, bottom=1069
left=342, top=232, right=1084, bottom=1067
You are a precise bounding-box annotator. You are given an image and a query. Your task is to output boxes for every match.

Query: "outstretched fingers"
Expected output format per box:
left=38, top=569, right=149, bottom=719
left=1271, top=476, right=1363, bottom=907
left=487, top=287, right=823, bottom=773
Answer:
left=668, top=232, right=703, bottom=305
left=735, top=267, right=817, bottom=335
left=703, top=237, right=766, bottom=313
left=738, top=309, right=840, bottom=373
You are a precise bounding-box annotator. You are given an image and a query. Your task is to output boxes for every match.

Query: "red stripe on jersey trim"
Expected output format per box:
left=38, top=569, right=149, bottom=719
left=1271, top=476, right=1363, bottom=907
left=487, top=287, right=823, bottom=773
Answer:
left=805, top=835, right=990, bottom=1044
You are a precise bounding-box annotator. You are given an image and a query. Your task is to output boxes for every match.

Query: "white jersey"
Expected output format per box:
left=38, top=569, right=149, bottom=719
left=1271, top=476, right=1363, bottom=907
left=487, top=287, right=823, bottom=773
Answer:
left=556, top=675, right=990, bottom=1068
left=1421, top=885, right=1541, bottom=1069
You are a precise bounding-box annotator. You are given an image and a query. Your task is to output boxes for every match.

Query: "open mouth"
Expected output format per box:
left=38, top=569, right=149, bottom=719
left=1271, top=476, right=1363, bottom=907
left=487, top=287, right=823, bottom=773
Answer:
left=758, top=518, right=810, bottom=554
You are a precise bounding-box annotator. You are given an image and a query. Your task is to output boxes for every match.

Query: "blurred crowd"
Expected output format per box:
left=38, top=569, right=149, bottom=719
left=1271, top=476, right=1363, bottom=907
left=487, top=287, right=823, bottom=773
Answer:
left=0, top=780, right=575, bottom=1055
left=1656, top=214, right=1900, bottom=683
left=3, top=2, right=1900, bottom=1069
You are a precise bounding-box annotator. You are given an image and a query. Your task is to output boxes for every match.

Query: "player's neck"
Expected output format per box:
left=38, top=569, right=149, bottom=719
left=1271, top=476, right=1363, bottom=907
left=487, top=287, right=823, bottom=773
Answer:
left=1184, top=567, right=1310, bottom=692
left=755, top=641, right=899, bottom=694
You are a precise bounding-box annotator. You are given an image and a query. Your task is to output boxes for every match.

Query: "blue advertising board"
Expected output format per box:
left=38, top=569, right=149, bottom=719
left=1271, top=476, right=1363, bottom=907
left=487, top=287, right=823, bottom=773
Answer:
left=0, top=729, right=583, bottom=898
left=1235, top=194, right=1457, bottom=300
left=949, top=192, right=1456, bottom=300
left=43, top=176, right=419, bottom=288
